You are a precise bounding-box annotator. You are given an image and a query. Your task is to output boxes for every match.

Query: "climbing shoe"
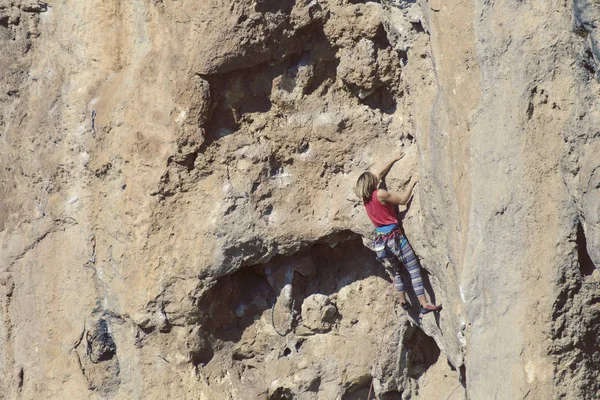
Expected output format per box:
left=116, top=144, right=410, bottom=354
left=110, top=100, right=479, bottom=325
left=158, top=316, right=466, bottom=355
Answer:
left=420, top=304, right=442, bottom=314
left=400, top=301, right=411, bottom=311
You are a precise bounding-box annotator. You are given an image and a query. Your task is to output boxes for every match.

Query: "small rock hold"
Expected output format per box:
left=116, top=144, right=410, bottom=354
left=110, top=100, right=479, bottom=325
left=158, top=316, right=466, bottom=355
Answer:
left=157, top=310, right=171, bottom=333
left=301, top=294, right=337, bottom=333
left=132, top=312, right=155, bottom=333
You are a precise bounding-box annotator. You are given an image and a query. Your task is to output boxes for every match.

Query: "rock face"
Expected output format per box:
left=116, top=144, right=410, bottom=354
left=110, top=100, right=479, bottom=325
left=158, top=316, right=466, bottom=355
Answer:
left=300, top=294, right=337, bottom=333
left=0, top=0, right=599, bottom=399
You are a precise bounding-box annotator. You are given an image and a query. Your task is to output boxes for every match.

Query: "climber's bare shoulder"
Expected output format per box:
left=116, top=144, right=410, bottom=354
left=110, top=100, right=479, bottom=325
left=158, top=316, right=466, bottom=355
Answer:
left=377, top=189, right=403, bottom=206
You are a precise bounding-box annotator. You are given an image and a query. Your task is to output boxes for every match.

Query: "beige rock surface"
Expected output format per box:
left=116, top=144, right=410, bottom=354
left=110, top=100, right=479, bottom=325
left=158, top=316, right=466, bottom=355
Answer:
left=0, top=0, right=599, bottom=399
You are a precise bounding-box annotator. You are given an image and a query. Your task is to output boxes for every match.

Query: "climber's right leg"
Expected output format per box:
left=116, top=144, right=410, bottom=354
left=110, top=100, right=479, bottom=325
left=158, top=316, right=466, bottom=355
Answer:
left=379, top=257, right=410, bottom=309
left=375, top=232, right=410, bottom=310
left=396, top=236, right=442, bottom=314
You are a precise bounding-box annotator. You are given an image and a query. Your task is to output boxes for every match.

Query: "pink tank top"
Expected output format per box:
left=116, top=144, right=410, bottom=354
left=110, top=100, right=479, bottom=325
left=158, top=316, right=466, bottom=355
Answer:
left=364, top=190, right=399, bottom=227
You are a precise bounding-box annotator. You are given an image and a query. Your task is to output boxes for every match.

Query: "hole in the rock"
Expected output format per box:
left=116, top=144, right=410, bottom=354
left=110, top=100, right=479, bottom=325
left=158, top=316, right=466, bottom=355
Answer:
left=204, top=104, right=239, bottom=147
left=263, top=205, right=273, bottom=216
left=304, top=33, right=339, bottom=96
left=403, top=325, right=440, bottom=379
left=308, top=377, right=321, bottom=392
left=191, top=345, right=214, bottom=367
left=341, top=377, right=372, bottom=400
left=459, top=364, right=467, bottom=388
left=279, top=52, right=311, bottom=94
left=269, top=155, right=285, bottom=177
left=372, top=24, right=391, bottom=49
left=255, top=0, right=295, bottom=13
left=177, top=152, right=198, bottom=172
left=360, top=86, right=397, bottom=114
left=397, top=49, right=408, bottom=65
left=585, top=49, right=595, bottom=61
left=193, top=267, right=276, bottom=346
left=581, top=328, right=600, bottom=357
left=380, top=391, right=403, bottom=400
left=298, top=142, right=310, bottom=153
left=411, top=21, right=426, bottom=33
left=573, top=19, right=589, bottom=38
left=202, top=62, right=282, bottom=149
left=577, top=222, right=596, bottom=277
left=526, top=101, right=535, bottom=120
left=201, top=24, right=337, bottom=151
left=138, top=324, right=155, bottom=335
left=192, top=232, right=388, bottom=369
left=269, top=386, right=295, bottom=400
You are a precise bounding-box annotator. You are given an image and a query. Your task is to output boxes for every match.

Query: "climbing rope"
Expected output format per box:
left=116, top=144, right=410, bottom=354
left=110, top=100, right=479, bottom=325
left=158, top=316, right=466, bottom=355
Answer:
left=444, top=383, right=462, bottom=400
left=271, top=297, right=295, bottom=337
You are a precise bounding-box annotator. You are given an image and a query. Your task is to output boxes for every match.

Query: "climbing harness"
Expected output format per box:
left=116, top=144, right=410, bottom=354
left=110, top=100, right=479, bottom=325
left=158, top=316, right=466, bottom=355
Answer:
left=444, top=383, right=462, bottom=400
left=271, top=297, right=295, bottom=337
left=373, top=224, right=402, bottom=261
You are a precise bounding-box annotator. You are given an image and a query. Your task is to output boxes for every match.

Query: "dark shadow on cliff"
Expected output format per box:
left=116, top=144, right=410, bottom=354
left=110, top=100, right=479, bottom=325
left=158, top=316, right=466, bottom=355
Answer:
left=199, top=22, right=338, bottom=153
left=191, top=220, right=442, bottom=365
left=192, top=267, right=277, bottom=348
left=402, top=324, right=440, bottom=379
left=191, top=234, right=388, bottom=361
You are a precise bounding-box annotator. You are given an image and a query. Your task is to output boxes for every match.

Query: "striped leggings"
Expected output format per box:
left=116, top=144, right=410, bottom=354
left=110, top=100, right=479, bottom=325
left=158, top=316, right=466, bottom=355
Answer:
left=374, top=231, right=425, bottom=296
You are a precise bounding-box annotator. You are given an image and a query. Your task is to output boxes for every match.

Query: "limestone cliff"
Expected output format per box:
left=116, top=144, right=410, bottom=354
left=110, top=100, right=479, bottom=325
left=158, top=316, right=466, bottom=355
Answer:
left=1, top=0, right=599, bottom=399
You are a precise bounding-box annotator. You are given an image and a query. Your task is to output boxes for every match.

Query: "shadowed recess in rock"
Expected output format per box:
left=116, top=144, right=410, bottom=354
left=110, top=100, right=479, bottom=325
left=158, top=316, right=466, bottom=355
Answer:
left=193, top=236, right=387, bottom=349
left=255, top=0, right=296, bottom=14
left=576, top=221, right=596, bottom=276
left=269, top=386, right=295, bottom=400
left=359, top=86, right=397, bottom=114
left=550, top=220, right=600, bottom=398
left=402, top=324, right=440, bottom=379
left=200, top=25, right=337, bottom=152
left=340, top=374, right=372, bottom=400
left=170, top=232, right=449, bottom=397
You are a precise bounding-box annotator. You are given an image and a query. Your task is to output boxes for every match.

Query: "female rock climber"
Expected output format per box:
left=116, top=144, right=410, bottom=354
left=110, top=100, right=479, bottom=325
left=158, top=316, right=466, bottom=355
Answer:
left=355, top=153, right=441, bottom=314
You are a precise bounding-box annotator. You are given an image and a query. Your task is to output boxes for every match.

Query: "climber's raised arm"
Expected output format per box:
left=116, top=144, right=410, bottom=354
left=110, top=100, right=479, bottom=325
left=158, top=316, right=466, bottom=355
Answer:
left=377, top=177, right=418, bottom=206
left=376, top=152, right=405, bottom=183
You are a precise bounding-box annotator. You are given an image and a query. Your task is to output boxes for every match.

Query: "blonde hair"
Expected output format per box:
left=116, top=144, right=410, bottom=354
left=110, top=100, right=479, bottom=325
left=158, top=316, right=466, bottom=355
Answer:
left=355, top=172, right=378, bottom=202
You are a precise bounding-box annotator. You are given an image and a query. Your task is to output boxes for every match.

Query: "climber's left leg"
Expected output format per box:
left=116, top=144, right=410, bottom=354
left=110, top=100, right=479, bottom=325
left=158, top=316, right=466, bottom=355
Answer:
left=397, top=236, right=441, bottom=314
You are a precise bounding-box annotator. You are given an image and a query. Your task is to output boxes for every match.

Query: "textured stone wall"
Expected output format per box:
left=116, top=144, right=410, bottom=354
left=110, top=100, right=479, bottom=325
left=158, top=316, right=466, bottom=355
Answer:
left=0, top=0, right=599, bottom=399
